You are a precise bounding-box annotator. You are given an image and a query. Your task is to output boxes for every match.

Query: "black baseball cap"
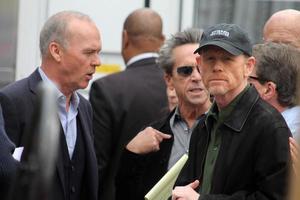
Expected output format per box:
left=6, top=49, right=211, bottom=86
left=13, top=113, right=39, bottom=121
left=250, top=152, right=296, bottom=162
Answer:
left=194, top=23, right=252, bottom=56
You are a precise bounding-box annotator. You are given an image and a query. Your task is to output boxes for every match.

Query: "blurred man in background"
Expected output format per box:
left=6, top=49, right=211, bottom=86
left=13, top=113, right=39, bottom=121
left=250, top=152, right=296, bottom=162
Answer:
left=263, top=9, right=300, bottom=48
left=89, top=8, right=168, bottom=200
left=263, top=9, right=300, bottom=172
left=0, top=104, right=18, bottom=200
left=249, top=42, right=300, bottom=138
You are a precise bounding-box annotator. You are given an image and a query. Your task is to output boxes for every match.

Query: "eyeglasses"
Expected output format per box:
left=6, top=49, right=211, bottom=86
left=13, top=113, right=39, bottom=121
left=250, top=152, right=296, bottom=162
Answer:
left=248, top=75, right=268, bottom=83
left=248, top=76, right=260, bottom=81
left=176, top=66, right=200, bottom=77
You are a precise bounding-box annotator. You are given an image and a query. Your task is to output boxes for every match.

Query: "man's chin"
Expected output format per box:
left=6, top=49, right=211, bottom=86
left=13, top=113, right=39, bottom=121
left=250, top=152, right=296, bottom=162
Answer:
left=208, top=87, right=227, bottom=96
left=78, top=82, right=89, bottom=90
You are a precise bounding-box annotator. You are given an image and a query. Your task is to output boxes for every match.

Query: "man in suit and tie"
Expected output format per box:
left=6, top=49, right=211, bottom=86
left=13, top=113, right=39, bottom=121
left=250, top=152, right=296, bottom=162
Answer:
left=89, top=8, right=168, bottom=200
left=0, top=104, right=18, bottom=200
left=0, top=10, right=101, bottom=200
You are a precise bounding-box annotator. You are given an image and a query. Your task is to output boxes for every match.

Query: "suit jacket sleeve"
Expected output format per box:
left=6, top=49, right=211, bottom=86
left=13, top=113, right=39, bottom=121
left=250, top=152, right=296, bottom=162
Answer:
left=0, top=104, right=18, bottom=199
left=0, top=92, right=22, bottom=146
left=89, top=80, right=115, bottom=190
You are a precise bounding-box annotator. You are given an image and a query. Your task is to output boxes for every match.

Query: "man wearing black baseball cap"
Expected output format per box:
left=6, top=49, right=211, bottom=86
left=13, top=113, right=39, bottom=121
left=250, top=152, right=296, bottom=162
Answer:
left=172, top=23, right=291, bottom=200
left=193, top=23, right=252, bottom=56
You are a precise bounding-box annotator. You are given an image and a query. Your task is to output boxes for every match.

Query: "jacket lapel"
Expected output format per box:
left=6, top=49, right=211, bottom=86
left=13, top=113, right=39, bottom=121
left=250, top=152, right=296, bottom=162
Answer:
left=28, top=69, right=67, bottom=198
left=28, top=69, right=43, bottom=107
left=56, top=125, right=66, bottom=198
left=77, top=101, right=98, bottom=200
left=223, top=86, right=259, bottom=132
left=77, top=103, right=93, bottom=153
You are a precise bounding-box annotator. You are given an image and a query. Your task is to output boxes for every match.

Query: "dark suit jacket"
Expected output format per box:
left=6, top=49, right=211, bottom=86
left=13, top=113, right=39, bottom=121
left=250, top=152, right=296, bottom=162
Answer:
left=89, top=57, right=168, bottom=200
left=0, top=69, right=98, bottom=200
left=115, top=110, right=205, bottom=200
left=0, top=104, right=17, bottom=200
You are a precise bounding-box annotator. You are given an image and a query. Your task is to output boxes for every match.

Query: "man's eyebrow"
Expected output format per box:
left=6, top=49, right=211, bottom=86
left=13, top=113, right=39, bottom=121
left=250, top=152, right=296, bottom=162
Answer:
left=83, top=48, right=99, bottom=52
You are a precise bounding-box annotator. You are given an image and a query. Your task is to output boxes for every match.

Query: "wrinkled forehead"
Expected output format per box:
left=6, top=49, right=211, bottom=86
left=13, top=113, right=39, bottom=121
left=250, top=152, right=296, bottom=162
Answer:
left=263, top=25, right=300, bottom=48
left=200, top=45, right=236, bottom=56
left=173, top=54, right=198, bottom=68
left=173, top=43, right=199, bottom=66
left=264, top=38, right=300, bottom=50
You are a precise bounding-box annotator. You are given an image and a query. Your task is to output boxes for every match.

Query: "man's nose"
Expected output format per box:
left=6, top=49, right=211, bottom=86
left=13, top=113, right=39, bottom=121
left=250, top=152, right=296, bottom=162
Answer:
left=92, top=55, right=101, bottom=67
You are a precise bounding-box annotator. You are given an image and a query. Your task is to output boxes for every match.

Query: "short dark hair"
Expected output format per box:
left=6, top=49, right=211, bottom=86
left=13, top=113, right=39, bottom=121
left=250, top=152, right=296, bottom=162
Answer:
left=157, top=28, right=203, bottom=75
left=253, top=42, right=300, bottom=107
left=123, top=8, right=163, bottom=47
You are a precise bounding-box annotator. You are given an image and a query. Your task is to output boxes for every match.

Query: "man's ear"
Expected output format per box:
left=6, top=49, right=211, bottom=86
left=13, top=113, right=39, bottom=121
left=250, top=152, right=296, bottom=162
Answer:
left=122, top=30, right=129, bottom=49
left=244, top=56, right=255, bottom=77
left=262, top=81, right=277, bottom=101
left=49, top=42, right=62, bottom=62
left=195, top=55, right=202, bottom=73
left=161, top=34, right=165, bottom=42
left=164, top=73, right=174, bottom=90
left=195, top=55, right=201, bottom=65
left=158, top=34, right=165, bottom=46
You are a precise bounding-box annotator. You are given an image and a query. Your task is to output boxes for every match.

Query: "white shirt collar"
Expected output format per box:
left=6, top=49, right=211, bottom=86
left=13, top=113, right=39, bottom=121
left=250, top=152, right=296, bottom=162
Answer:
left=126, top=52, right=158, bottom=66
left=38, top=67, right=80, bottom=108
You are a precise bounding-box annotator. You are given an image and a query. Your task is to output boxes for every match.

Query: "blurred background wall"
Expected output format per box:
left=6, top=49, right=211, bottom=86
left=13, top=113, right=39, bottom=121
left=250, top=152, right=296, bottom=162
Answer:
left=0, top=0, right=18, bottom=88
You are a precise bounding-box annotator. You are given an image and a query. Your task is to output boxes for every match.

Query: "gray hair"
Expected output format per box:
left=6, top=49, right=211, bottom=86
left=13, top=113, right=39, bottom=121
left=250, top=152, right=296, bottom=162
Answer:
left=39, top=10, right=93, bottom=57
left=157, top=28, right=203, bottom=75
left=253, top=42, right=300, bottom=107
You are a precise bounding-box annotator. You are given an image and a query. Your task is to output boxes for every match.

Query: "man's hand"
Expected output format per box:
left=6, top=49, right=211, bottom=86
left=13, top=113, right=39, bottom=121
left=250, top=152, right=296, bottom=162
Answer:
left=172, top=180, right=200, bottom=200
left=126, top=126, right=171, bottom=154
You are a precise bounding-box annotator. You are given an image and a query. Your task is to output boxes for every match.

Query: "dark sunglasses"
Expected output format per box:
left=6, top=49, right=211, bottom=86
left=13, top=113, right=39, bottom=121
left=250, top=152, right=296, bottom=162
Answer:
left=248, top=75, right=268, bottom=83
left=176, top=66, right=200, bottom=77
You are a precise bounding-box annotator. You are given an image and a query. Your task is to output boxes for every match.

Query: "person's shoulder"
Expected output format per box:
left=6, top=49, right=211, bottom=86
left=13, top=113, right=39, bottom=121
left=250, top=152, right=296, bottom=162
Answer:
left=91, top=68, right=144, bottom=93
left=148, top=110, right=173, bottom=130
left=129, top=59, right=162, bottom=73
left=0, top=77, right=30, bottom=98
left=129, top=56, right=157, bottom=67
left=253, top=98, right=288, bottom=127
left=256, top=98, right=282, bottom=116
left=92, top=71, right=129, bottom=86
left=1, top=75, right=30, bottom=90
left=77, top=93, right=93, bottom=116
left=243, top=86, right=285, bottom=124
left=78, top=93, right=91, bottom=107
left=0, top=70, right=39, bottom=97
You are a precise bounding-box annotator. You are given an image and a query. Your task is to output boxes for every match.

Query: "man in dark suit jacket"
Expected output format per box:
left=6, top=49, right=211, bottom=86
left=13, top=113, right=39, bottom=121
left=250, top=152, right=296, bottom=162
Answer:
left=89, top=8, right=168, bottom=200
left=0, top=104, right=18, bottom=200
left=115, top=29, right=212, bottom=200
left=0, top=11, right=101, bottom=200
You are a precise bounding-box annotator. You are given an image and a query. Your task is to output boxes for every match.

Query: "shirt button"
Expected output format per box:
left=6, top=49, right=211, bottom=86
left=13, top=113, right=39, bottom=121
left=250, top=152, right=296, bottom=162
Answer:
left=213, top=146, right=218, bottom=151
left=71, top=186, right=76, bottom=193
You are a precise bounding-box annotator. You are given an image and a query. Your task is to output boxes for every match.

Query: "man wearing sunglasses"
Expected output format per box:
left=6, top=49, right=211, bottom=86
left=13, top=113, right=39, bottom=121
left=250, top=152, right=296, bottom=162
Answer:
left=172, top=23, right=291, bottom=200
left=115, top=28, right=211, bottom=200
left=249, top=42, right=300, bottom=138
